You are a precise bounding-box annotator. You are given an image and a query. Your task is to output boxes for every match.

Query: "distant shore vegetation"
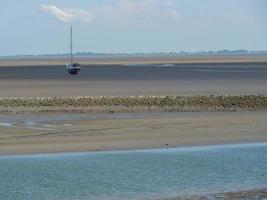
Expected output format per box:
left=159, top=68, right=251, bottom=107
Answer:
left=0, top=95, right=266, bottom=113
left=1, top=49, right=267, bottom=58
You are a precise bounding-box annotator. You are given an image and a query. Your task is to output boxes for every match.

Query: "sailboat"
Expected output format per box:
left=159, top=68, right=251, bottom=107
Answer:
left=66, top=26, right=81, bottom=75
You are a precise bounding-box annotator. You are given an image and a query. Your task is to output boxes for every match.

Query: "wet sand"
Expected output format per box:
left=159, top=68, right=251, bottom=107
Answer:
left=0, top=112, right=266, bottom=155
left=0, top=62, right=267, bottom=97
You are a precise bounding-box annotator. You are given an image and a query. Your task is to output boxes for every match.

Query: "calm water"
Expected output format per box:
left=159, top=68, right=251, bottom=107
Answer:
left=1, top=143, right=267, bottom=200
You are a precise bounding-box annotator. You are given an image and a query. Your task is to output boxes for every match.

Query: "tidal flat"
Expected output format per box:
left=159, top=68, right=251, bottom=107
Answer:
left=0, top=112, right=266, bottom=155
left=0, top=57, right=267, bottom=199
left=0, top=62, right=267, bottom=97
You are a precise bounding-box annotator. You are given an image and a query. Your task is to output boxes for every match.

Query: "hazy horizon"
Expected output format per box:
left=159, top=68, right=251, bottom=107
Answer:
left=2, top=49, right=267, bottom=58
left=0, top=0, right=267, bottom=56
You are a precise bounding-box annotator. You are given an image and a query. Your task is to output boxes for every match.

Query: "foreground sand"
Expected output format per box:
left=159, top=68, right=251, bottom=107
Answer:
left=0, top=112, right=266, bottom=155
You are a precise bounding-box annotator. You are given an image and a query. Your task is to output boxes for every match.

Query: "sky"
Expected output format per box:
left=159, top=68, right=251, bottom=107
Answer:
left=0, top=0, right=267, bottom=56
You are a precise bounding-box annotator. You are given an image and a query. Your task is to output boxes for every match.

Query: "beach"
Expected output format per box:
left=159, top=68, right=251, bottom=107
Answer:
left=2, top=0, right=267, bottom=198
left=0, top=56, right=267, bottom=155
left=0, top=56, right=267, bottom=199
left=0, top=56, right=267, bottom=98
left=0, top=111, right=267, bottom=155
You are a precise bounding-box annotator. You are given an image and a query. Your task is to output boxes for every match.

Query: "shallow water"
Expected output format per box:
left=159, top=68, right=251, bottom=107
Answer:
left=0, top=112, right=258, bottom=129
left=0, top=143, right=267, bottom=200
left=0, top=112, right=215, bottom=130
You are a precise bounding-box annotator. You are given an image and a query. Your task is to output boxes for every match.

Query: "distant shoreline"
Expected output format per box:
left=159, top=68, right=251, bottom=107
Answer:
left=0, top=95, right=266, bottom=114
left=1, top=54, right=267, bottom=66
left=1, top=49, right=267, bottom=58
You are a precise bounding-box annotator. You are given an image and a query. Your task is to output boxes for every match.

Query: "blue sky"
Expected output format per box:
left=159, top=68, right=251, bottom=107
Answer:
left=0, top=0, right=267, bottom=56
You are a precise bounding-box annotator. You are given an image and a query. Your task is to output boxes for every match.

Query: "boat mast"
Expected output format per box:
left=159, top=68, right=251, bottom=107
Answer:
left=70, top=26, right=73, bottom=65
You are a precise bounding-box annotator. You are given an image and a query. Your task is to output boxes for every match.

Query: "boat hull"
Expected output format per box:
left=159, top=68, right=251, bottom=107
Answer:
left=66, top=63, right=81, bottom=75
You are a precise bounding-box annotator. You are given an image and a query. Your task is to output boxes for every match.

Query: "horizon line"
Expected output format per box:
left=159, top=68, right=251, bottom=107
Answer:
left=1, top=49, right=267, bottom=58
